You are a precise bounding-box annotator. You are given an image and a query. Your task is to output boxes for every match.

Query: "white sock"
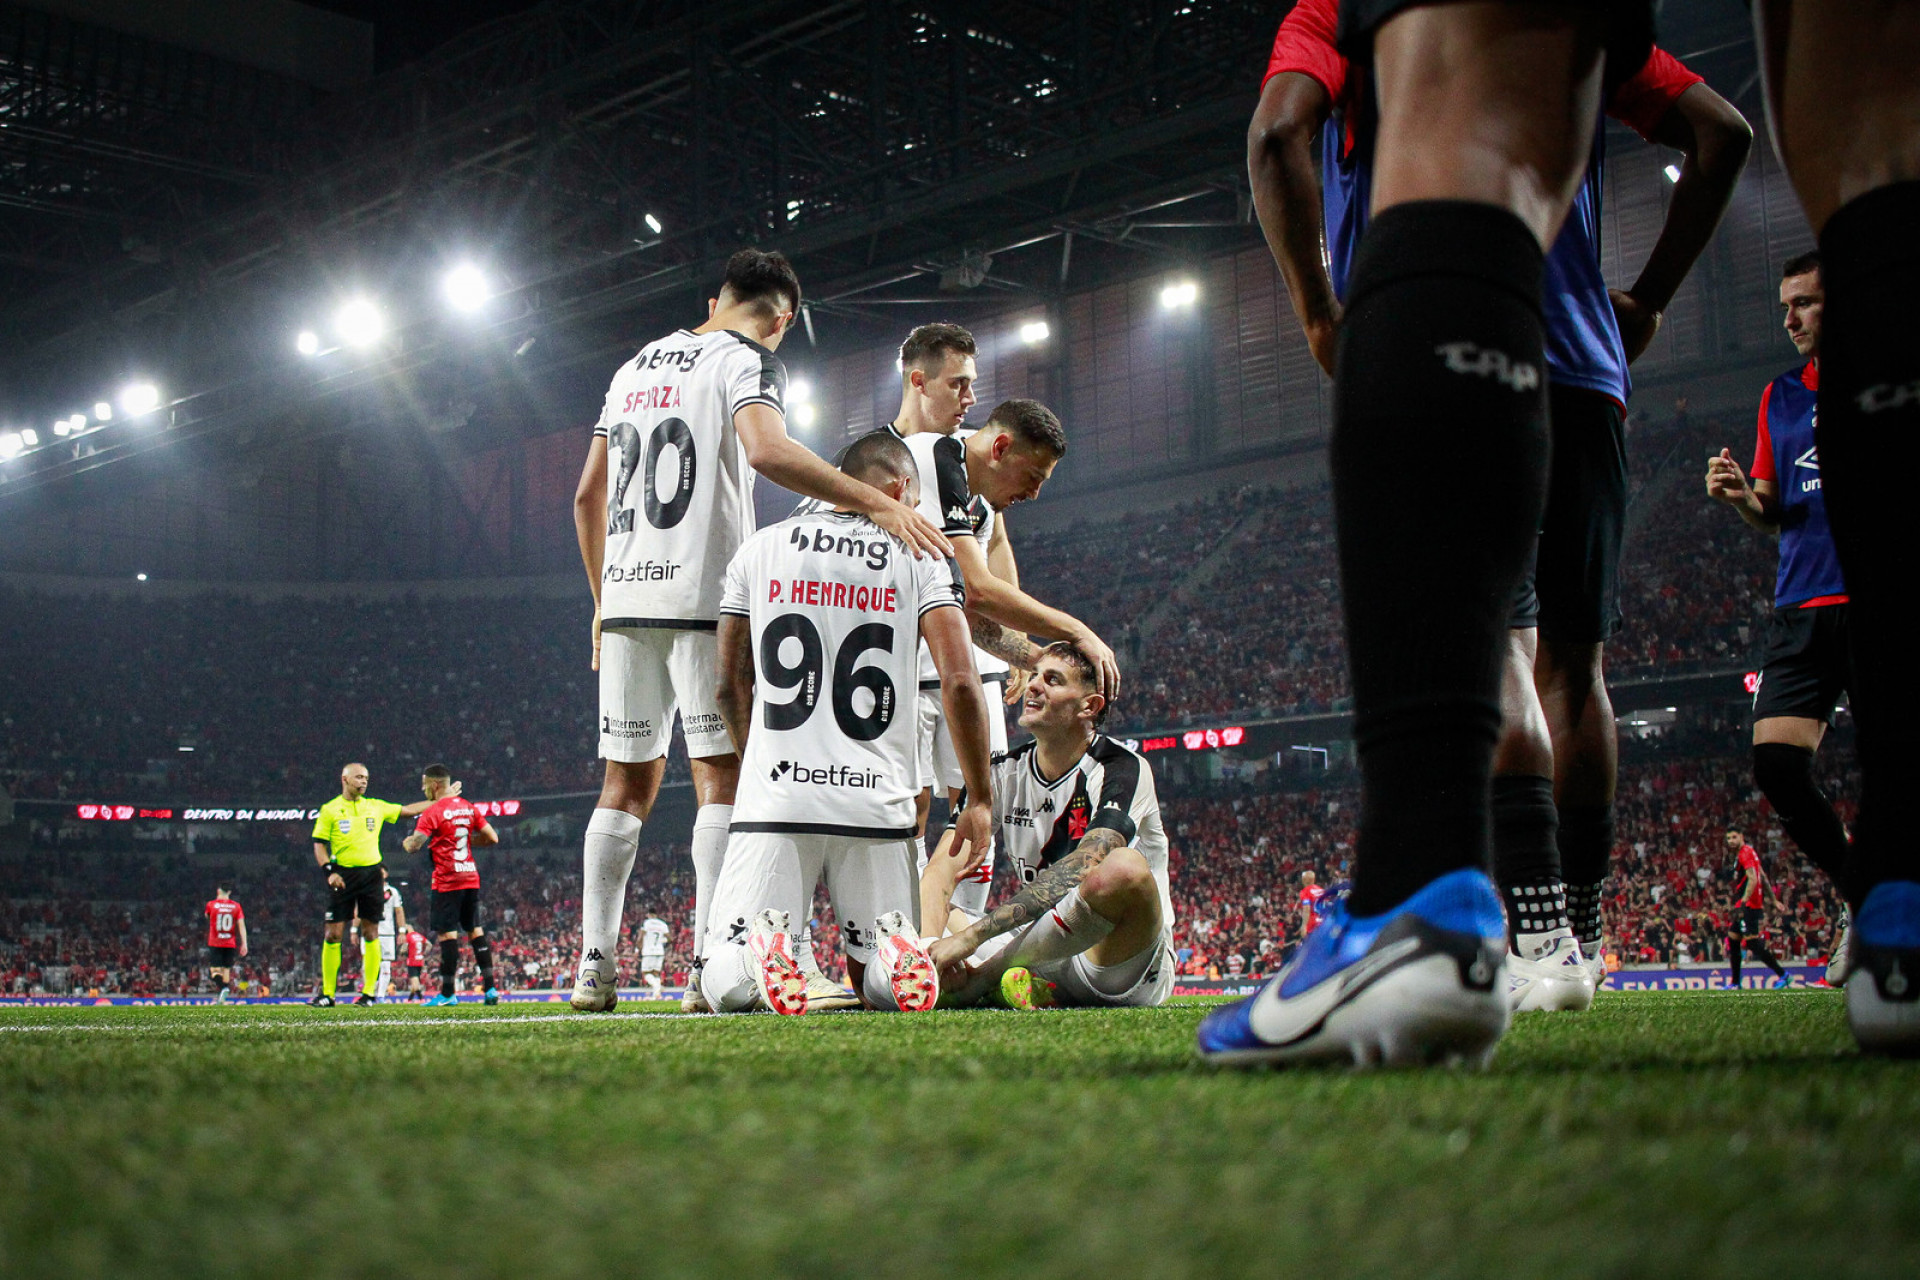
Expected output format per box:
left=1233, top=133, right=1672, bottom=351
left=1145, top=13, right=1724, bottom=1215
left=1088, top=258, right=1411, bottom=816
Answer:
left=699, top=942, right=758, bottom=1012
left=1008, top=889, right=1115, bottom=968
left=690, top=804, right=732, bottom=969
left=581, top=808, right=642, bottom=976
left=861, top=957, right=899, bottom=1011
left=794, top=925, right=825, bottom=980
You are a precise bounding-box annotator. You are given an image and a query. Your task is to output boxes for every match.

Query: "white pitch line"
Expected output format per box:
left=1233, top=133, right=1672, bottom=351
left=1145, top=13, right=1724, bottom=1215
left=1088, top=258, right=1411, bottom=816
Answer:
left=0, top=1011, right=715, bottom=1033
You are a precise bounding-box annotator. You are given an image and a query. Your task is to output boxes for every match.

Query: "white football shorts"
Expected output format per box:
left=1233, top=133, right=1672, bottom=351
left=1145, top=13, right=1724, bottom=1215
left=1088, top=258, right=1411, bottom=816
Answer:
left=703, top=830, right=918, bottom=966
left=598, top=626, right=733, bottom=763
left=916, top=675, right=1010, bottom=796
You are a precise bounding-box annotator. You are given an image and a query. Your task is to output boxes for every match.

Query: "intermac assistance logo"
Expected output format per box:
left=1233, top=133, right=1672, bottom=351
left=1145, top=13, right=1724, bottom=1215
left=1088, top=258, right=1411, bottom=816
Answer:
left=768, top=759, right=883, bottom=787
left=602, top=714, right=654, bottom=739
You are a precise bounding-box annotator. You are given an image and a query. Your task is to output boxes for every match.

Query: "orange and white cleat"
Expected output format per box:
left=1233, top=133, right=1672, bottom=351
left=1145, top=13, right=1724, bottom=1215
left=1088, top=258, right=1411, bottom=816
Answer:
left=747, top=909, right=809, bottom=1016
left=874, top=911, right=940, bottom=1012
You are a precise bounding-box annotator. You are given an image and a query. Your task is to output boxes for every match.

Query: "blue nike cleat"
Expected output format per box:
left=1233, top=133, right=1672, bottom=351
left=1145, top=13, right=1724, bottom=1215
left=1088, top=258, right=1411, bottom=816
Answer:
left=426, top=994, right=456, bottom=1007
left=483, top=987, right=500, bottom=1006
left=1769, top=974, right=1793, bottom=989
left=1197, top=867, right=1509, bottom=1069
left=1847, top=881, right=1920, bottom=1057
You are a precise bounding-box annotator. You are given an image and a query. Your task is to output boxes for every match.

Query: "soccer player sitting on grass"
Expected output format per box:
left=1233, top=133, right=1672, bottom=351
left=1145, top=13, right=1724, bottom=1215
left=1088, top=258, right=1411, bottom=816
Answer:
left=921, top=643, right=1174, bottom=1011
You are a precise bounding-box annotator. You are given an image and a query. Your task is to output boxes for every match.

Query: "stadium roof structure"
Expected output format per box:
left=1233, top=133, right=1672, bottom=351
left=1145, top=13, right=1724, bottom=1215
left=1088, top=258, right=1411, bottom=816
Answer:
left=0, top=0, right=1306, bottom=494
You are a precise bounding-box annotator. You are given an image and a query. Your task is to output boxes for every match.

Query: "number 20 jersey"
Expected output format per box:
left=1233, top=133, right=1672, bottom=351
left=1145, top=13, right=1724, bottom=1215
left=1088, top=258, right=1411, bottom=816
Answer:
left=720, top=509, right=967, bottom=838
left=593, top=328, right=787, bottom=627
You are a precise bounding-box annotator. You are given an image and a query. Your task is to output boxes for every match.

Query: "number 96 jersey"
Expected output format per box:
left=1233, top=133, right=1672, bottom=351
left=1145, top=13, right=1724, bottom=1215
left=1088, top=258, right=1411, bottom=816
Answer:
left=720, top=509, right=967, bottom=838
left=594, top=328, right=787, bottom=626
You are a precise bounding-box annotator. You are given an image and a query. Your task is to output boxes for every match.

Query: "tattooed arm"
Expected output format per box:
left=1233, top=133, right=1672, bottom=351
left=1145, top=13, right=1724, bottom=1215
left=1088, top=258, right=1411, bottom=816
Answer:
left=929, top=826, right=1130, bottom=969
left=967, top=611, right=1043, bottom=670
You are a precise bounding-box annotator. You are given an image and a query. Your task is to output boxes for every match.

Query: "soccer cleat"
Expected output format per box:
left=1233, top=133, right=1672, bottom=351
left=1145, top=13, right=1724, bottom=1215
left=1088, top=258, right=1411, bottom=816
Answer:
left=998, top=966, right=1058, bottom=1012
left=216, top=989, right=232, bottom=1005
left=1827, top=908, right=1854, bottom=988
left=1769, top=974, right=1793, bottom=989
left=681, top=982, right=712, bottom=1014
left=483, top=987, right=500, bottom=1006
left=802, top=971, right=864, bottom=1012
left=306, top=993, right=335, bottom=1008
left=1848, top=882, right=1920, bottom=1056
left=872, top=911, right=939, bottom=1012
left=569, top=965, right=619, bottom=1013
left=1197, top=867, right=1509, bottom=1069
left=1505, top=933, right=1597, bottom=1013
left=746, top=909, right=809, bottom=1016
left=352, top=992, right=377, bottom=1006
left=426, top=994, right=456, bottom=1007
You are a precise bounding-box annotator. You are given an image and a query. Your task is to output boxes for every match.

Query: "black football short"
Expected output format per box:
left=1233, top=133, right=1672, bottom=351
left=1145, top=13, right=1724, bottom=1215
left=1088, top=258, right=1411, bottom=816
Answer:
left=324, top=864, right=386, bottom=925
left=1337, top=0, right=1657, bottom=91
left=1509, top=385, right=1627, bottom=640
left=406, top=963, right=424, bottom=975
left=431, top=887, right=481, bottom=935
left=1752, top=603, right=1852, bottom=724
left=206, top=945, right=238, bottom=969
left=1732, top=906, right=1766, bottom=939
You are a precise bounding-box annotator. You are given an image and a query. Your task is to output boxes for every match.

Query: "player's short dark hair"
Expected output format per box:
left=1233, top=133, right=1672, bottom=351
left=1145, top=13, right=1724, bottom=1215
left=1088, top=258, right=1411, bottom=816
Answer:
left=216, top=882, right=230, bottom=894
left=1781, top=250, right=1821, bottom=279
left=1040, top=640, right=1108, bottom=730
left=839, top=429, right=914, bottom=487
left=986, top=398, right=1067, bottom=460
left=422, top=763, right=450, bottom=781
left=719, top=248, right=802, bottom=318
left=899, top=323, right=977, bottom=377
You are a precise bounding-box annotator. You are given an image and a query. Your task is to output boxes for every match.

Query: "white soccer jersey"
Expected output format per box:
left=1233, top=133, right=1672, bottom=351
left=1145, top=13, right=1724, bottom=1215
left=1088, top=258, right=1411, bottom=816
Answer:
left=593, top=327, right=786, bottom=627
left=640, top=916, right=670, bottom=957
left=969, top=735, right=1173, bottom=927
left=379, top=885, right=403, bottom=939
left=892, top=426, right=1002, bottom=686
left=719, top=507, right=967, bottom=836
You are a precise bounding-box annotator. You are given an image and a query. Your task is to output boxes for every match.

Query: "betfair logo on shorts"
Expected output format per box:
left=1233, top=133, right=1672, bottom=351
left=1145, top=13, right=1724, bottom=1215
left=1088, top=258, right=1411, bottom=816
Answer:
left=768, top=759, right=885, bottom=788
left=602, top=714, right=654, bottom=739
left=603, top=559, right=682, bottom=583
left=788, top=524, right=891, bottom=571
left=1434, top=341, right=1540, bottom=392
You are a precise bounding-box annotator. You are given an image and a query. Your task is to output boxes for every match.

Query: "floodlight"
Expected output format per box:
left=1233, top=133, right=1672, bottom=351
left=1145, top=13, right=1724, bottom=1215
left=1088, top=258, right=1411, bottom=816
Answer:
left=1019, top=320, right=1050, bottom=345
left=19, top=428, right=37, bottom=446
left=334, top=298, right=386, bottom=348
left=54, top=420, right=71, bottom=437
left=136, top=573, right=148, bottom=581
left=794, top=403, right=819, bottom=428
left=93, top=402, right=112, bottom=421
left=119, top=382, right=162, bottom=417
left=644, top=213, right=663, bottom=234
left=443, top=263, right=490, bottom=313
left=1159, top=280, right=1199, bottom=310
left=0, top=432, right=21, bottom=458
left=788, top=378, right=813, bottom=404
left=296, top=329, right=321, bottom=356
left=70, top=413, right=87, bottom=431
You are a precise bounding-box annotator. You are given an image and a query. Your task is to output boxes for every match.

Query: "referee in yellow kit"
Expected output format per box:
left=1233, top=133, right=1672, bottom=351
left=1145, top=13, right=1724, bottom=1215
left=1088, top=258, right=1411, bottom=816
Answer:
left=308, top=762, right=448, bottom=1007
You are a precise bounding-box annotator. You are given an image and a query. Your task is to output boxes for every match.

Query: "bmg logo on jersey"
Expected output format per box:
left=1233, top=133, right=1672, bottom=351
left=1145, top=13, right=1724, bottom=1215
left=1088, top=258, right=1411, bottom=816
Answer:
left=768, top=759, right=885, bottom=788
left=789, top=524, right=891, bottom=571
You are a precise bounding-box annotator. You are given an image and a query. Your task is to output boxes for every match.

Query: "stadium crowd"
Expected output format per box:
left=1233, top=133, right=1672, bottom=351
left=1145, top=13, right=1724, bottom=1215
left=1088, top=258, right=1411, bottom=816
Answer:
left=3, top=741, right=1850, bottom=995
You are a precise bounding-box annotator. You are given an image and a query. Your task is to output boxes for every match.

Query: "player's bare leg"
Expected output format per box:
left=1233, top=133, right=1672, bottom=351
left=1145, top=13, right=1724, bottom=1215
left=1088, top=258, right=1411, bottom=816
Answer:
left=683, top=753, right=739, bottom=1013
left=572, top=756, right=663, bottom=1012
left=1753, top=0, right=1920, bottom=1052
left=1536, top=636, right=1617, bottom=987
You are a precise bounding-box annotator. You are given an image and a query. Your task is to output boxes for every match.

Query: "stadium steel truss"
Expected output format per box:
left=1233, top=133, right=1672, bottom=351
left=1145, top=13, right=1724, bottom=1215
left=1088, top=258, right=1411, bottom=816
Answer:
left=0, top=0, right=1280, bottom=495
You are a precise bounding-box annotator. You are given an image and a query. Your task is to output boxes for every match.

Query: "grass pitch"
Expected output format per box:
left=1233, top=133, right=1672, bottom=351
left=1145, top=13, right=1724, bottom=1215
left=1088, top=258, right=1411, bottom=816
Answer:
left=3, top=993, right=1916, bottom=1278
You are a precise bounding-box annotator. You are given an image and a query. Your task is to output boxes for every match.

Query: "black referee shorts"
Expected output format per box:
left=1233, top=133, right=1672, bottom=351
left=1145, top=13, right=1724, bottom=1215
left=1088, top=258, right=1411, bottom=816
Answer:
left=324, top=865, right=386, bottom=925
left=431, top=887, right=482, bottom=935
left=1337, top=0, right=1657, bottom=92
left=1752, top=603, right=1852, bottom=725
left=1509, top=385, right=1627, bottom=641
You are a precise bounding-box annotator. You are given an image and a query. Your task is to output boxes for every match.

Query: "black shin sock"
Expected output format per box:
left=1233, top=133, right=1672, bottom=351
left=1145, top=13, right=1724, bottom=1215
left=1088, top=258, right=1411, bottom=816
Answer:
left=1749, top=939, right=1786, bottom=979
left=471, top=935, right=494, bottom=989
left=1558, top=803, right=1614, bottom=944
left=1729, top=942, right=1742, bottom=986
left=1333, top=202, right=1551, bottom=916
left=1493, top=775, right=1566, bottom=949
left=1753, top=743, right=1852, bottom=894
left=1817, top=182, right=1920, bottom=901
left=439, top=940, right=460, bottom=998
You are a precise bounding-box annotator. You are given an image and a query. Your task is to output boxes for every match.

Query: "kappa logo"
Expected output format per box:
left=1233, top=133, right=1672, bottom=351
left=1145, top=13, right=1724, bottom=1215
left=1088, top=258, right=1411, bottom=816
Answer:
left=945, top=505, right=970, bottom=526
left=1857, top=379, right=1920, bottom=414
left=1434, top=341, right=1541, bottom=392
left=1039, top=796, right=1056, bottom=814
left=584, top=947, right=605, bottom=963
